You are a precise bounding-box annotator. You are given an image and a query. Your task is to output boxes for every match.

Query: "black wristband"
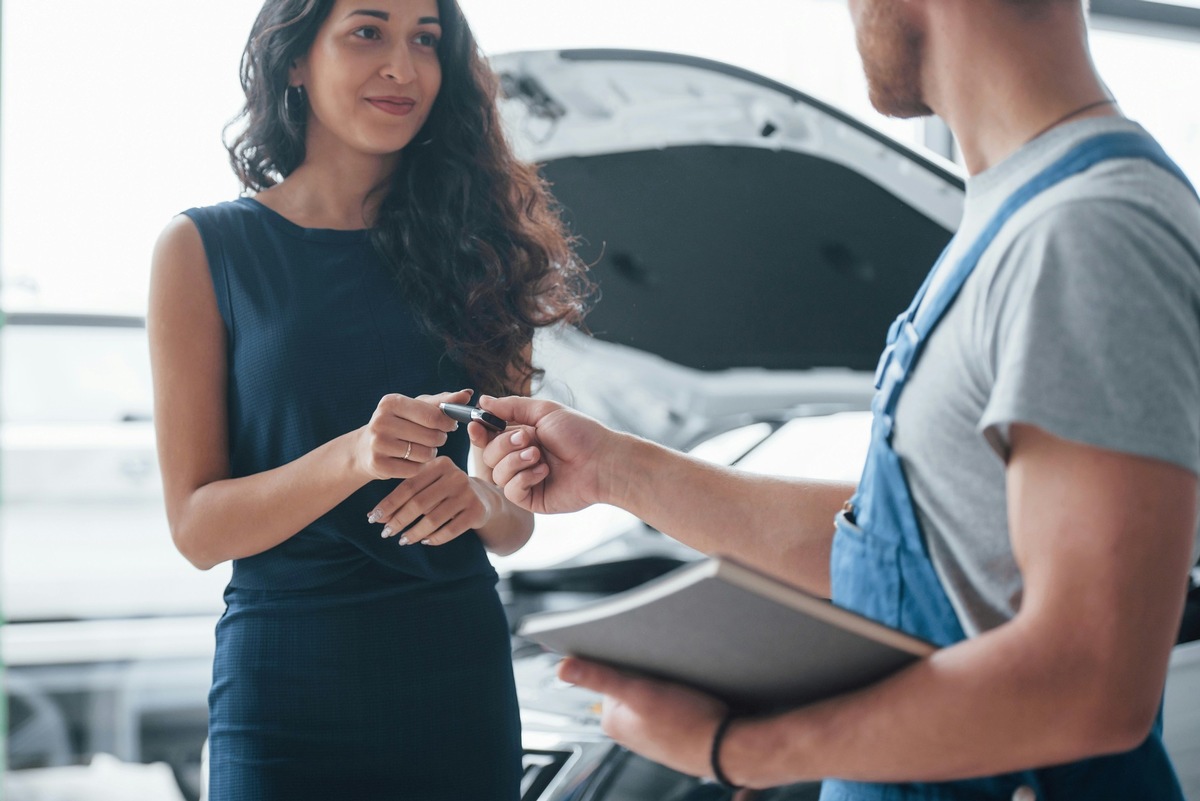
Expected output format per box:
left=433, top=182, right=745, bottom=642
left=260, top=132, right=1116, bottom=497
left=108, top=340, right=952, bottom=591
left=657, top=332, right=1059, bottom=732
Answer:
left=710, top=711, right=742, bottom=790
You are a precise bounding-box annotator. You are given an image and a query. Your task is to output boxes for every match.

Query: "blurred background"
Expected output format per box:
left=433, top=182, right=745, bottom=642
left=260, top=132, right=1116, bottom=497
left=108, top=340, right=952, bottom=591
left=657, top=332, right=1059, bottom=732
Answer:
left=1, top=1, right=1198, bottom=799
left=3, top=0, right=1200, bottom=315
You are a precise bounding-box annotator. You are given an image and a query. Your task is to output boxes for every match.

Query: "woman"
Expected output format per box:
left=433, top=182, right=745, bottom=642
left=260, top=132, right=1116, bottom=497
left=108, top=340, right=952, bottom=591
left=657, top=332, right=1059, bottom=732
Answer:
left=148, top=0, right=589, bottom=797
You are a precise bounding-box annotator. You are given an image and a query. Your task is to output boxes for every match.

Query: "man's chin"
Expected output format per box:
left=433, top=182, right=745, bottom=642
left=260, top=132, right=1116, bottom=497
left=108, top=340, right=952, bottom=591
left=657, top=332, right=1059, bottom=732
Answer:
left=885, top=107, right=935, bottom=121
left=868, top=88, right=934, bottom=120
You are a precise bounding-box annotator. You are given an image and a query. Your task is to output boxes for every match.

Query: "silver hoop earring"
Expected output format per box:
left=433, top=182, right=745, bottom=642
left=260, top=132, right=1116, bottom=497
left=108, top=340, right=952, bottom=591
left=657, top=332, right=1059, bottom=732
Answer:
left=285, top=85, right=304, bottom=116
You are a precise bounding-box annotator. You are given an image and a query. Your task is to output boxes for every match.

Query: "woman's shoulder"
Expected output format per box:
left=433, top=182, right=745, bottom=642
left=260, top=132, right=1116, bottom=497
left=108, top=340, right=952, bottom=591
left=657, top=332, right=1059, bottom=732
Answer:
left=154, top=198, right=264, bottom=275
left=170, top=197, right=282, bottom=260
left=179, top=196, right=260, bottom=230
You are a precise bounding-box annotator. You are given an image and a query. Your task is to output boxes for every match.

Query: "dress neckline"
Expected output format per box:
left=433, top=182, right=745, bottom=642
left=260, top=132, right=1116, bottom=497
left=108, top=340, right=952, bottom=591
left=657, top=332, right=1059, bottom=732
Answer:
left=238, top=196, right=372, bottom=244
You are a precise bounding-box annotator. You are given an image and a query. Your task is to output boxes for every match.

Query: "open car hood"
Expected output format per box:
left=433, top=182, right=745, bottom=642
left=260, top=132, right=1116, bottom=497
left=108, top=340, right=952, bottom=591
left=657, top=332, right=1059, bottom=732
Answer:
left=494, top=49, right=965, bottom=374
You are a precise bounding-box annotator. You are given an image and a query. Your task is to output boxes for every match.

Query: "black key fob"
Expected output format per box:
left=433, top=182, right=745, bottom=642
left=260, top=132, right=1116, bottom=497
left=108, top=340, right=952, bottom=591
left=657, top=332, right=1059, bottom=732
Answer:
left=439, top=402, right=507, bottom=433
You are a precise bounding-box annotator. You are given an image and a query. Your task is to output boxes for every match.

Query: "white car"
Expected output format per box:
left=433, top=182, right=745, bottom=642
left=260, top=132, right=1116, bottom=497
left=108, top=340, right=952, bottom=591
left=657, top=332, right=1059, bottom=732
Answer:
left=1, top=312, right=231, bottom=622
left=2, top=311, right=228, bottom=799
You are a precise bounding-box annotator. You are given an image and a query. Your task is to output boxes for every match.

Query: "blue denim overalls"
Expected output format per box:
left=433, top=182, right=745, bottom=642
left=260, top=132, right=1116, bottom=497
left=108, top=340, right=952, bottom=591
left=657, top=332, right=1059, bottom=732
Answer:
left=823, top=132, right=1197, bottom=801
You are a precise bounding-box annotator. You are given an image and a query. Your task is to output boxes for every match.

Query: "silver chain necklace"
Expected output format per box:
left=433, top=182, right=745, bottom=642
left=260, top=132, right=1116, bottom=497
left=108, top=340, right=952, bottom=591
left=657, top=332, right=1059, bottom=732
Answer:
left=1027, top=97, right=1118, bottom=143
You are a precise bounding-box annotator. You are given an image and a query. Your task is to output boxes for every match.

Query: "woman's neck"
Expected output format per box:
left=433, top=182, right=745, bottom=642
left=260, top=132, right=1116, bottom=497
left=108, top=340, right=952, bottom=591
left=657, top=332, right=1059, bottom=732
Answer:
left=261, top=128, right=399, bottom=230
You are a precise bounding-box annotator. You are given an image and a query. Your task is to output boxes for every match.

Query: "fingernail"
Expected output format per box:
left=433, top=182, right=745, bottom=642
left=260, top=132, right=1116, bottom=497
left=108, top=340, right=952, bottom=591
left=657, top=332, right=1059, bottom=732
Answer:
left=367, top=510, right=383, bottom=524
left=381, top=526, right=393, bottom=538
left=520, top=448, right=537, bottom=461
left=511, top=431, right=526, bottom=447
left=398, top=535, right=410, bottom=546
left=420, top=539, right=435, bottom=545
left=559, top=661, right=580, bottom=684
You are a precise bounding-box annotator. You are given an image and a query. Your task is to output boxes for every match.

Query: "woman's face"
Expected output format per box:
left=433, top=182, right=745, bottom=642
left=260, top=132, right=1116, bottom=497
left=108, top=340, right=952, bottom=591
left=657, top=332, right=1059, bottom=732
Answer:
left=292, top=0, right=443, bottom=157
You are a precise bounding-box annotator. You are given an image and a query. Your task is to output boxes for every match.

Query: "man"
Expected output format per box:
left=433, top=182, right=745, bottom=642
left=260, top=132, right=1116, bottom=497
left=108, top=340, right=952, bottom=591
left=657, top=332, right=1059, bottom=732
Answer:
left=473, top=0, right=1200, bottom=796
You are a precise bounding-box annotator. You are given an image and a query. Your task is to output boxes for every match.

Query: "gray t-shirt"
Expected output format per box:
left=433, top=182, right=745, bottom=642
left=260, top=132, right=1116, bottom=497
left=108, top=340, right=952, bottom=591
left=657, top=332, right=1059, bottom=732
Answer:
left=892, top=116, right=1200, bottom=637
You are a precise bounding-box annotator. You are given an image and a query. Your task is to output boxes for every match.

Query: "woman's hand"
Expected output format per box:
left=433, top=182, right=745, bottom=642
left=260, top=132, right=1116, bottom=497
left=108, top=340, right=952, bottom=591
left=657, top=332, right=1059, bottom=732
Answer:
left=367, top=456, right=495, bottom=546
left=352, top=389, right=469, bottom=482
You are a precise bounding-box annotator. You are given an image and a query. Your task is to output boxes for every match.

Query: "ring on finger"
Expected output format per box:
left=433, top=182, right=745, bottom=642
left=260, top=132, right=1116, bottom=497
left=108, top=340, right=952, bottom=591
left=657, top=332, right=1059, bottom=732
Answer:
left=403, top=441, right=413, bottom=461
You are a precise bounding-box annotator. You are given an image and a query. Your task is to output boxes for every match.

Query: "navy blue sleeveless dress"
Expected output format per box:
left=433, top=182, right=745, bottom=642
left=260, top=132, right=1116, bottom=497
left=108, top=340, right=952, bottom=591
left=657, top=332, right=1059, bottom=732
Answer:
left=183, top=198, right=522, bottom=800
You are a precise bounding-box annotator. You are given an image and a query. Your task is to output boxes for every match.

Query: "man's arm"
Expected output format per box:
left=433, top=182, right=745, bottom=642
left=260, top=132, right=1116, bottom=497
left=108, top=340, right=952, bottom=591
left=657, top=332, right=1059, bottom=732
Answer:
left=478, top=397, right=853, bottom=595
left=563, top=424, right=1196, bottom=785
left=619, top=434, right=853, bottom=596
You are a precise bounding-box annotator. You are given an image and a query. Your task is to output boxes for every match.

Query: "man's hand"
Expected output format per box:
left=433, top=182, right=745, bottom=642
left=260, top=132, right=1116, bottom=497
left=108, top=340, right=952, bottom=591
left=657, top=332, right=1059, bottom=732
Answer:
left=558, top=657, right=728, bottom=779
left=471, top=396, right=624, bottom=514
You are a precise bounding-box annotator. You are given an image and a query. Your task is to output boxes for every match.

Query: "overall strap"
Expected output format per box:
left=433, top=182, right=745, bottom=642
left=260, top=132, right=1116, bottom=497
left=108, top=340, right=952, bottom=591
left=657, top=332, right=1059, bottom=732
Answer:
left=872, top=131, right=1195, bottom=433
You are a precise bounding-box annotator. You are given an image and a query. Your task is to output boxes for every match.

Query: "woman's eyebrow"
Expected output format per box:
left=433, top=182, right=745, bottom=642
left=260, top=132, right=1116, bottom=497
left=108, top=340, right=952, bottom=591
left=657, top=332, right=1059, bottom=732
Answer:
left=343, top=9, right=390, bottom=22
left=341, top=10, right=442, bottom=25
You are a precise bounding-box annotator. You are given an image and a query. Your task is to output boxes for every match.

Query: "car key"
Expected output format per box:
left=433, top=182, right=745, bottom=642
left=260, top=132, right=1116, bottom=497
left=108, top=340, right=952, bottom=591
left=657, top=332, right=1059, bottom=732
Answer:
left=439, top=402, right=508, bottom=433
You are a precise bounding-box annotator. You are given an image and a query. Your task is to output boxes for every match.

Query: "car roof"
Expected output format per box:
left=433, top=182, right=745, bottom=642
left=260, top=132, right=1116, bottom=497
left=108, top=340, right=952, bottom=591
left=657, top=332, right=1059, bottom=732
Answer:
left=4, top=311, right=145, bottom=328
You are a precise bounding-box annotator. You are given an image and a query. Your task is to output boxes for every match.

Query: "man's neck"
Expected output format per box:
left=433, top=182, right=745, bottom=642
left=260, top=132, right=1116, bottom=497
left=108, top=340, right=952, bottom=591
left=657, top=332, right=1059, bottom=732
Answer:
left=925, top=0, right=1119, bottom=176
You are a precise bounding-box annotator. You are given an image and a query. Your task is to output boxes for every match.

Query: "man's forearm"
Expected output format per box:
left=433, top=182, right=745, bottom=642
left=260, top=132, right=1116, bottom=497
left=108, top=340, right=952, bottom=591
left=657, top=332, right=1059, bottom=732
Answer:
left=607, top=434, right=853, bottom=595
left=721, top=614, right=1159, bottom=787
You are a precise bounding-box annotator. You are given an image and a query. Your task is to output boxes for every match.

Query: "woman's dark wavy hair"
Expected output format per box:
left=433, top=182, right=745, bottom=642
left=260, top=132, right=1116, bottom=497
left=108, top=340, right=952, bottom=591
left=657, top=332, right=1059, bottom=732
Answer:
left=226, top=0, right=591, bottom=395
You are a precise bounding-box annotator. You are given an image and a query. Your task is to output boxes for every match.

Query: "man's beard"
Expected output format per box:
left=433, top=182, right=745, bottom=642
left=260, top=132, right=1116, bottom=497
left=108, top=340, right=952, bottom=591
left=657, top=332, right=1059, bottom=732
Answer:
left=855, top=0, right=934, bottom=119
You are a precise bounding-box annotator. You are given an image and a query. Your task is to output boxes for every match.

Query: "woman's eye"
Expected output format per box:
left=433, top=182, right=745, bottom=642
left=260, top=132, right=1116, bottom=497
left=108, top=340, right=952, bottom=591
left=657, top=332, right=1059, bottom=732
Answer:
left=352, top=26, right=382, bottom=41
left=414, top=32, right=440, bottom=48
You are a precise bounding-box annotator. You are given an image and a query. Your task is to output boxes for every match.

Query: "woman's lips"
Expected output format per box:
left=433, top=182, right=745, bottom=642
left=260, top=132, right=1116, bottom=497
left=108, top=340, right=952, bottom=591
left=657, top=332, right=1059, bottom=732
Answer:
left=366, top=97, right=416, bottom=116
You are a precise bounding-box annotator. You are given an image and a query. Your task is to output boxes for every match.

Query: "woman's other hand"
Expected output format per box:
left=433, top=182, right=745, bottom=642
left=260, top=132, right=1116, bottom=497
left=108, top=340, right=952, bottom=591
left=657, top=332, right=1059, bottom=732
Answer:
left=367, top=456, right=495, bottom=546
